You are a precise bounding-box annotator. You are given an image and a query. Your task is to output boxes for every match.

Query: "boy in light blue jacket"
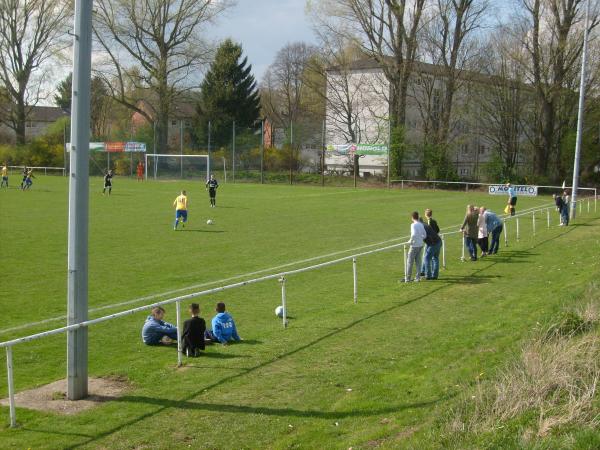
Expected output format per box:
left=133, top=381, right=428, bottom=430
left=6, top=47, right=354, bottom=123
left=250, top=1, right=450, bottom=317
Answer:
left=142, top=306, right=178, bottom=345
left=206, top=302, right=241, bottom=345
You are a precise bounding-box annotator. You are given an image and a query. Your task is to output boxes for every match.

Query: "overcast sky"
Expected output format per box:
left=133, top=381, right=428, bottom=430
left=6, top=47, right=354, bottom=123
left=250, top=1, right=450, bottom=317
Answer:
left=208, top=0, right=318, bottom=81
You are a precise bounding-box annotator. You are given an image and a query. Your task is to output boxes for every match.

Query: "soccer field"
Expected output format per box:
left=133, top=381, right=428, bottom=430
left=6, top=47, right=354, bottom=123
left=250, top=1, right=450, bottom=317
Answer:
left=1, top=176, right=599, bottom=449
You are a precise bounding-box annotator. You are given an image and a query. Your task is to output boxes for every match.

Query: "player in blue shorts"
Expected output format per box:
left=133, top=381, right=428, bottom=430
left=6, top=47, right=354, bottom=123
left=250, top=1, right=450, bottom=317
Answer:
left=173, top=190, right=188, bottom=230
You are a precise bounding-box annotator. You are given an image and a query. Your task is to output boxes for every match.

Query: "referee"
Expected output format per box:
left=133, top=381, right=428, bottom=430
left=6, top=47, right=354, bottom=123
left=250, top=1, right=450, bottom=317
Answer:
left=205, top=174, right=219, bottom=208
left=506, top=182, right=517, bottom=216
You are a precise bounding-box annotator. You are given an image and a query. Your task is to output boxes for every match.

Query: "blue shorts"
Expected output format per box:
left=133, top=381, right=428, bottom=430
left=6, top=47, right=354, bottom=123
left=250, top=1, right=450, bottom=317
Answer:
left=176, top=210, right=187, bottom=221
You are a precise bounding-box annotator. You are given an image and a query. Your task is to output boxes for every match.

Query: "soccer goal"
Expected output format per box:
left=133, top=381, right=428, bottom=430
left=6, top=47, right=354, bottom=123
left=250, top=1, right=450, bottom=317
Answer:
left=145, top=154, right=210, bottom=181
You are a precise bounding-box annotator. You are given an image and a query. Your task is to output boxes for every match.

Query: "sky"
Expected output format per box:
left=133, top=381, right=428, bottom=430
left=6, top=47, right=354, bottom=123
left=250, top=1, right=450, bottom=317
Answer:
left=208, top=0, right=318, bottom=81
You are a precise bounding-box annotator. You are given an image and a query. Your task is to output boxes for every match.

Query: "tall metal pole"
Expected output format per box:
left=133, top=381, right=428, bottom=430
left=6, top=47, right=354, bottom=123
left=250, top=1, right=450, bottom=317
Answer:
left=180, top=120, right=183, bottom=179
left=67, top=0, right=92, bottom=401
left=152, top=121, right=157, bottom=179
left=232, top=120, right=236, bottom=183
left=387, top=118, right=391, bottom=188
left=207, top=120, right=211, bottom=182
left=321, top=119, right=325, bottom=187
left=289, top=121, right=293, bottom=185
left=571, top=0, right=591, bottom=220
left=260, top=119, right=264, bottom=184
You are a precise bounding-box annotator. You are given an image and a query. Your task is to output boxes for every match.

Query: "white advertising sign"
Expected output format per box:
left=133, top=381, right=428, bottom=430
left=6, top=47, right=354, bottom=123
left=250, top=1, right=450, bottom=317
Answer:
left=488, top=185, right=538, bottom=196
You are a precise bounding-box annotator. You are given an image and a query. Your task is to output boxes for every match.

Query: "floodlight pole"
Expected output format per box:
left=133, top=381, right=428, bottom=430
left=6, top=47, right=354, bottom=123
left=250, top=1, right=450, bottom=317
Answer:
left=260, top=119, right=264, bottom=184
left=207, top=120, right=211, bottom=182
left=67, top=0, right=92, bottom=401
left=571, top=0, right=591, bottom=220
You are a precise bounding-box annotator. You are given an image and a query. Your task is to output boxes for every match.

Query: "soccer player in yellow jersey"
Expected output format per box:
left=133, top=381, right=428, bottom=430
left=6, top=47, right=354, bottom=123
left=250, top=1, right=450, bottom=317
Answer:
left=173, top=190, right=188, bottom=230
left=1, top=162, right=7, bottom=188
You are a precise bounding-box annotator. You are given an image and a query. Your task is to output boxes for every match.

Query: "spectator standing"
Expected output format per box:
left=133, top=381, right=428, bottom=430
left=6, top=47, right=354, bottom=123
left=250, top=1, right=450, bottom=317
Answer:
left=460, top=205, right=479, bottom=261
left=405, top=211, right=427, bottom=282
left=483, top=208, right=503, bottom=255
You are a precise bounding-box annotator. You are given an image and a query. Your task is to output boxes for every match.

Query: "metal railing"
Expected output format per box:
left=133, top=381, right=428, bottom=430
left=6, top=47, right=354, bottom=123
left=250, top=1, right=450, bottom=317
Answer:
left=8, top=166, right=66, bottom=176
left=1, top=196, right=597, bottom=427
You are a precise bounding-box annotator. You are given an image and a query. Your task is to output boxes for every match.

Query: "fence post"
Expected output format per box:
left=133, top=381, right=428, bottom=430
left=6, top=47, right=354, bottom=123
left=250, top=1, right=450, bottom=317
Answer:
left=547, top=208, right=550, bottom=228
left=401, top=180, right=404, bottom=189
left=441, top=234, right=446, bottom=269
left=595, top=189, right=597, bottom=212
left=532, top=212, right=536, bottom=236
left=176, top=300, right=182, bottom=367
left=579, top=200, right=582, bottom=214
left=352, top=258, right=358, bottom=304
left=460, top=234, right=465, bottom=261
left=279, top=277, right=288, bottom=328
left=504, top=220, right=508, bottom=247
left=516, top=217, right=520, bottom=241
left=6, top=347, right=16, bottom=428
left=403, top=245, right=407, bottom=281
left=587, top=198, right=590, bottom=214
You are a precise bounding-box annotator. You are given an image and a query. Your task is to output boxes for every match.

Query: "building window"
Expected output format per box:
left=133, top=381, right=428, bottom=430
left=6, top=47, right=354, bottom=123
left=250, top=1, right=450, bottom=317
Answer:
left=460, top=168, right=470, bottom=175
left=185, top=121, right=191, bottom=127
left=171, top=120, right=177, bottom=126
left=461, top=144, right=469, bottom=155
left=479, top=145, right=486, bottom=155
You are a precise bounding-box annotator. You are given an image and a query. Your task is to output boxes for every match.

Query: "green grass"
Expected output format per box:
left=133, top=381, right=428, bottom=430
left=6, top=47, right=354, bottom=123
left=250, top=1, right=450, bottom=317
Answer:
left=0, top=176, right=599, bottom=449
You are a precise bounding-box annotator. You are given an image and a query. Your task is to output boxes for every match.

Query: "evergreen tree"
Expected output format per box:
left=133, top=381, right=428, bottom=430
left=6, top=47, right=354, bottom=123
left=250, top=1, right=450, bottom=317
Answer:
left=196, top=40, right=260, bottom=146
left=54, top=73, right=72, bottom=110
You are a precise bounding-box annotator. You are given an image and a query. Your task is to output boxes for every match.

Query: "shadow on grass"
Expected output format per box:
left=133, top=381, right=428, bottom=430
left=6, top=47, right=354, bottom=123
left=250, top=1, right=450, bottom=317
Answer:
left=112, top=394, right=454, bottom=420
left=179, top=229, right=226, bottom=233
left=439, top=275, right=500, bottom=285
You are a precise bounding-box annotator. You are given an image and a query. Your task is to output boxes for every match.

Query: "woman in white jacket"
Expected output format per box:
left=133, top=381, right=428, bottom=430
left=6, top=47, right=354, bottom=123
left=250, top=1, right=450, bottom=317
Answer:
left=477, top=206, right=489, bottom=257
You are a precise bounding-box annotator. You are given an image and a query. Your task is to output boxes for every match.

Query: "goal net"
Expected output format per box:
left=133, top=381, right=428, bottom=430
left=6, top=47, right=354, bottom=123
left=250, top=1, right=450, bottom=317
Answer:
left=145, top=154, right=209, bottom=181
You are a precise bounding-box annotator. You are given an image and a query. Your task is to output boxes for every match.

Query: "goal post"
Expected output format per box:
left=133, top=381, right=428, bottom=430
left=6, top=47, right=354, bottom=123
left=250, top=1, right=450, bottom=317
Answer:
left=145, top=154, right=210, bottom=181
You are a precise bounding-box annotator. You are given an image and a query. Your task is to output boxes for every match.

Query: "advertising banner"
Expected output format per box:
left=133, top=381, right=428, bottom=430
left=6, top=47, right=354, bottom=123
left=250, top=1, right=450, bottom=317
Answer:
left=66, top=142, right=146, bottom=152
left=488, top=185, right=538, bottom=196
left=326, top=143, right=388, bottom=156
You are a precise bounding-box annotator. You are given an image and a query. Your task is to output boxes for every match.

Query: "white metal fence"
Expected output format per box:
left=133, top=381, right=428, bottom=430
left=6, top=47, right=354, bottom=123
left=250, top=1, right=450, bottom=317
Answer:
left=1, top=196, right=598, bottom=427
left=8, top=166, right=66, bottom=176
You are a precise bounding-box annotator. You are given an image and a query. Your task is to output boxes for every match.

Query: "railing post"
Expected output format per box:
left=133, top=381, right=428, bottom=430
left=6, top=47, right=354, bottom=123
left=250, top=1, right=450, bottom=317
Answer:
left=279, top=277, right=288, bottom=328
left=587, top=198, right=590, bottom=213
left=401, top=180, right=404, bottom=189
left=532, top=212, right=536, bottom=236
left=516, top=217, right=520, bottom=241
left=579, top=200, right=582, bottom=214
left=460, top=234, right=465, bottom=261
left=176, top=300, right=182, bottom=367
left=6, top=347, right=16, bottom=428
left=504, top=220, right=508, bottom=247
left=352, top=258, right=358, bottom=304
left=403, top=245, right=407, bottom=281
left=441, top=234, right=446, bottom=269
left=547, top=208, right=551, bottom=228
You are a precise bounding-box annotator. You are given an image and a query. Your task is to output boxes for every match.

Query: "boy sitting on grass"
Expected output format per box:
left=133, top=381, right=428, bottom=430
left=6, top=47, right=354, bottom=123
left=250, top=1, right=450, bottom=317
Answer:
left=205, top=302, right=242, bottom=346
left=182, top=303, right=206, bottom=357
left=142, top=306, right=178, bottom=345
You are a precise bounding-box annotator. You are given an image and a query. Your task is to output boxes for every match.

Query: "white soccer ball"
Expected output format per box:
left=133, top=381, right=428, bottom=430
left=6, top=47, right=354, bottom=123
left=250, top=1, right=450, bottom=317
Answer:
left=206, top=219, right=213, bottom=225
left=275, top=306, right=284, bottom=318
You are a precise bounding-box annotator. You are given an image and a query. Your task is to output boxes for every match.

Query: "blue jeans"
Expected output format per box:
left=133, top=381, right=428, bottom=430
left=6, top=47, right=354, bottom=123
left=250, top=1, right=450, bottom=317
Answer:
left=423, top=241, right=442, bottom=279
left=489, top=224, right=503, bottom=254
left=464, top=237, right=477, bottom=259
left=560, top=206, right=569, bottom=226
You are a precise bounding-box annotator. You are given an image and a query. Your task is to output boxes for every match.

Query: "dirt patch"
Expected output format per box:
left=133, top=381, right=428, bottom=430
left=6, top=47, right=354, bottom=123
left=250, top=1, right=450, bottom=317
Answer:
left=0, top=376, right=130, bottom=415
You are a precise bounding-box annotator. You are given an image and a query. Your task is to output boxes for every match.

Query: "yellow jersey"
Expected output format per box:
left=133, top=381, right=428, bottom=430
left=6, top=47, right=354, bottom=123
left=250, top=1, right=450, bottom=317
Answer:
left=174, top=194, right=188, bottom=211
left=1, top=166, right=6, bottom=177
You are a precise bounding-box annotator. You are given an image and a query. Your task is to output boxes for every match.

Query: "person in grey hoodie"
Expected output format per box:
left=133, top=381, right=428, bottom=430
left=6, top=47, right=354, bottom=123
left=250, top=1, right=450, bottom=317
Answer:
left=142, top=306, right=178, bottom=345
left=405, top=211, right=427, bottom=282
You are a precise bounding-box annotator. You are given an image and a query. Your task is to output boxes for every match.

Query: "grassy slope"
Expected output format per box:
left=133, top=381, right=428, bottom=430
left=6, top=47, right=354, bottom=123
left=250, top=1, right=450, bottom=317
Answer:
left=0, top=177, right=598, bottom=449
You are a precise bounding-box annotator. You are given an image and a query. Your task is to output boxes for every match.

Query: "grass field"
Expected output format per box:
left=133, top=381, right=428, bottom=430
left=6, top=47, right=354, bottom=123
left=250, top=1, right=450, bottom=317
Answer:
left=0, top=176, right=599, bottom=449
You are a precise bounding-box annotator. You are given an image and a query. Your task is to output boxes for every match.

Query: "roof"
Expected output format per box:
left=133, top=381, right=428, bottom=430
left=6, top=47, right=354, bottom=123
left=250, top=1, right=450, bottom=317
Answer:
left=27, top=106, right=69, bottom=122
left=327, top=57, right=514, bottom=87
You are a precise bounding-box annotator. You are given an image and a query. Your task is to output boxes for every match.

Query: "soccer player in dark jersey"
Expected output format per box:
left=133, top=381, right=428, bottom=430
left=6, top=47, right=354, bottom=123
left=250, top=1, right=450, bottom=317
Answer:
left=205, top=174, right=218, bottom=207
left=103, top=170, right=114, bottom=195
left=20, top=166, right=28, bottom=189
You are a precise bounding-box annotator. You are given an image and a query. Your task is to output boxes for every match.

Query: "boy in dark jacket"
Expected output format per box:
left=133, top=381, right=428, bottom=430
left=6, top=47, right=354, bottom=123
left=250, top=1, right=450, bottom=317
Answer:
left=182, top=303, right=206, bottom=357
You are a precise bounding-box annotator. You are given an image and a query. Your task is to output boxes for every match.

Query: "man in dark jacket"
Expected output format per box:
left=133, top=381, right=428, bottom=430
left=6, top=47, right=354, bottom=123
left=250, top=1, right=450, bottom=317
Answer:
left=420, top=213, right=442, bottom=279
left=182, top=303, right=206, bottom=357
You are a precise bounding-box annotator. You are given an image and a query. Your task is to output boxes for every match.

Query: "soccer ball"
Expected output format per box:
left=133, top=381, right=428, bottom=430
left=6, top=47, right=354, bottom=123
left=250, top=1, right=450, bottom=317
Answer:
left=206, top=219, right=213, bottom=225
left=275, top=305, right=284, bottom=318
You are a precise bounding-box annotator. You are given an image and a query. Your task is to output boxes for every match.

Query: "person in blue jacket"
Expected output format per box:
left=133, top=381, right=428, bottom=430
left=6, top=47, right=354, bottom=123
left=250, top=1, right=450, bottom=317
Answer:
left=205, top=302, right=241, bottom=345
left=142, top=306, right=179, bottom=345
left=481, top=207, right=503, bottom=255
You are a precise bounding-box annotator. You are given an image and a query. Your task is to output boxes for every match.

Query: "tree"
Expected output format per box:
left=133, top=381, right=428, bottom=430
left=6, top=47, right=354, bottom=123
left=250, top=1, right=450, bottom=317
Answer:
left=196, top=39, right=261, bottom=146
left=515, top=0, right=599, bottom=178
left=0, top=0, right=70, bottom=145
left=93, top=0, right=231, bottom=152
left=53, top=73, right=113, bottom=139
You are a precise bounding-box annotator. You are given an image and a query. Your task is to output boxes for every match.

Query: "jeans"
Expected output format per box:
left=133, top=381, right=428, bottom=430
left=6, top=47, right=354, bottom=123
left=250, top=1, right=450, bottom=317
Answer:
left=406, top=246, right=423, bottom=281
left=560, top=206, right=570, bottom=226
left=478, top=236, right=489, bottom=254
left=464, top=237, right=477, bottom=260
left=423, top=241, right=442, bottom=279
left=489, top=225, right=503, bottom=254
